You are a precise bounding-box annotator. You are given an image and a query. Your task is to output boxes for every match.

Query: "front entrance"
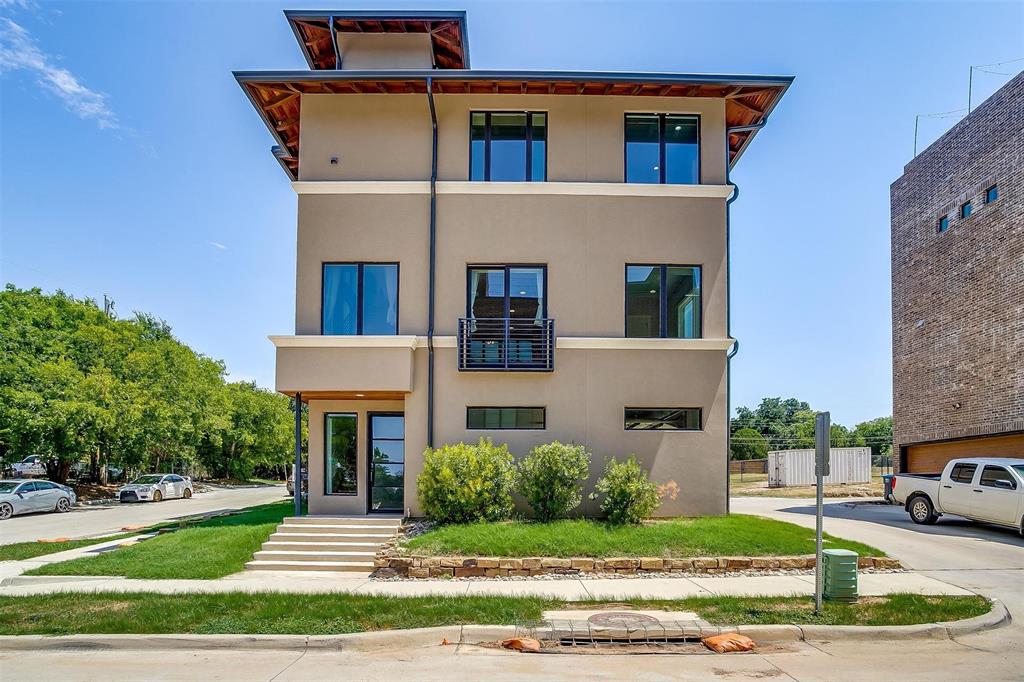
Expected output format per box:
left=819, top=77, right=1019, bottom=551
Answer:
left=368, top=413, right=404, bottom=513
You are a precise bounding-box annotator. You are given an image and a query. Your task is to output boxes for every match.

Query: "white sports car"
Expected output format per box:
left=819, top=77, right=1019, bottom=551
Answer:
left=118, top=474, right=193, bottom=503
left=0, top=479, right=77, bottom=520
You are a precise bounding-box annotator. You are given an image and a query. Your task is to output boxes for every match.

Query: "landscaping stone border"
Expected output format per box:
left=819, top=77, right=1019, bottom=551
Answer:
left=373, top=554, right=902, bottom=578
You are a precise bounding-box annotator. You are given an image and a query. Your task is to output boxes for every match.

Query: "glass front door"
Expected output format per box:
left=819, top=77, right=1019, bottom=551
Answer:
left=368, top=414, right=404, bottom=513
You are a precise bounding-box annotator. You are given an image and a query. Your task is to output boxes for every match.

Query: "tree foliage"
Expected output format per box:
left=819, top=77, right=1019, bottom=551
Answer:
left=0, top=286, right=294, bottom=482
left=730, top=397, right=892, bottom=460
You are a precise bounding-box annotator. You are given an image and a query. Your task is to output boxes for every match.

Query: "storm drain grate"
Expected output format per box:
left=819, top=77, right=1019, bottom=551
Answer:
left=515, top=612, right=714, bottom=648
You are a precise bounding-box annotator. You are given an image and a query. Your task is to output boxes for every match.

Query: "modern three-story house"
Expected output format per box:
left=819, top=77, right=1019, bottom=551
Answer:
left=236, top=10, right=791, bottom=517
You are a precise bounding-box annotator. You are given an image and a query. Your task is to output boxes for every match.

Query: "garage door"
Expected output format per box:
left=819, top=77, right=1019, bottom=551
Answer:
left=903, top=433, right=1024, bottom=473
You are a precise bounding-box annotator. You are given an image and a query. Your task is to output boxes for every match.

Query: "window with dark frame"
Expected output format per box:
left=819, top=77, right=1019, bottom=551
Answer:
left=624, top=408, right=702, bottom=431
left=467, top=407, right=546, bottom=430
left=325, top=413, right=357, bottom=495
left=985, top=185, right=998, bottom=203
left=624, top=113, right=700, bottom=184
left=625, top=265, right=701, bottom=338
left=322, top=263, right=398, bottom=335
left=937, top=215, right=949, bottom=233
left=470, top=112, right=547, bottom=182
left=960, top=201, right=973, bottom=219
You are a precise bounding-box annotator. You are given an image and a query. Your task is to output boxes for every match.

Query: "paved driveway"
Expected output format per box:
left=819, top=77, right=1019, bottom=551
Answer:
left=0, top=485, right=287, bottom=545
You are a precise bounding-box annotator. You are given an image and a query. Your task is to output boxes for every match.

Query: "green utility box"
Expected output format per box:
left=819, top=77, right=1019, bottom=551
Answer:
left=822, top=549, right=859, bottom=603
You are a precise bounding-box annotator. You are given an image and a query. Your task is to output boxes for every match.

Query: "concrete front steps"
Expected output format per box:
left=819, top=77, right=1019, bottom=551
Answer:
left=246, top=515, right=402, bottom=573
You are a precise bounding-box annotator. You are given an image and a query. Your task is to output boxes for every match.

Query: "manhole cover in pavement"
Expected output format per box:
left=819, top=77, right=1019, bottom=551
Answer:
left=588, top=612, right=662, bottom=627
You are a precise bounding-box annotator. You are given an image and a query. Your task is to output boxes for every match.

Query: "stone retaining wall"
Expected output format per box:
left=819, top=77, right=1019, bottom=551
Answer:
left=374, top=555, right=901, bottom=578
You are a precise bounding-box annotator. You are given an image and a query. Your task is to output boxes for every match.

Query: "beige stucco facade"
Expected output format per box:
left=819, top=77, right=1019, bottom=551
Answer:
left=281, top=91, right=735, bottom=518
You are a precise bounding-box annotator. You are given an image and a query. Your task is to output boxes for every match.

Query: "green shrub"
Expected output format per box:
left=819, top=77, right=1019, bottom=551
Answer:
left=592, top=456, right=661, bottom=524
left=516, top=441, right=591, bottom=521
left=417, top=438, right=516, bottom=523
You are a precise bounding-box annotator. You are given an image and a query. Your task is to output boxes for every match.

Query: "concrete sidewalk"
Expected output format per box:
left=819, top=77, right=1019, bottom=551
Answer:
left=0, top=568, right=974, bottom=599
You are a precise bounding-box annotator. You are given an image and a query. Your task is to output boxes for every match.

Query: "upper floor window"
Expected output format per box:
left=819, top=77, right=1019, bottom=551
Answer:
left=937, top=215, right=949, bottom=233
left=985, top=184, right=998, bottom=203
left=470, top=112, right=547, bottom=182
left=468, top=265, right=546, bottom=320
left=625, top=265, right=701, bottom=338
left=625, top=113, right=700, bottom=184
left=322, top=263, right=398, bottom=335
left=960, top=201, right=973, bottom=219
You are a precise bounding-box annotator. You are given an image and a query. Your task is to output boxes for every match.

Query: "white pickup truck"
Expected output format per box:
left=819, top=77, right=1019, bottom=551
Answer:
left=892, top=458, right=1024, bottom=533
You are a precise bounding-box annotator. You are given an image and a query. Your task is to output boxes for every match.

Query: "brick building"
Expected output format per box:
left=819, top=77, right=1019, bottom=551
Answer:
left=890, top=71, right=1023, bottom=473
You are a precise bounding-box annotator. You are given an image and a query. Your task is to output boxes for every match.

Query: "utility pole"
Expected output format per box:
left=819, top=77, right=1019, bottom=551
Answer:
left=103, top=294, right=115, bottom=319
left=814, top=411, right=831, bottom=615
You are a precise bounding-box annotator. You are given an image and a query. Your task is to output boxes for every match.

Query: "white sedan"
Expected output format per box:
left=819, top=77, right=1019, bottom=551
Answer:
left=0, top=479, right=77, bottom=520
left=118, top=474, right=193, bottom=503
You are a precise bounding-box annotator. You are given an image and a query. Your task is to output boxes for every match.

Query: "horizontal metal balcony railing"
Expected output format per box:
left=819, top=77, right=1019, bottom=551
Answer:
left=457, top=318, right=555, bottom=371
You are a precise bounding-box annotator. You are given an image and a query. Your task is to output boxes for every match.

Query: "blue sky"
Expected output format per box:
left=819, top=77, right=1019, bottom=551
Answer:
left=1, top=1, right=1021, bottom=427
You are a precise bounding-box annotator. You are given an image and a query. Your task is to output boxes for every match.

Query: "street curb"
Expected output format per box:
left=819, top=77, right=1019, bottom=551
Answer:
left=0, top=601, right=1007, bottom=651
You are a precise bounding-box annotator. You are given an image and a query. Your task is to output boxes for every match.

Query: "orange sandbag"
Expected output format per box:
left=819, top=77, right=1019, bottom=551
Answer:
left=501, top=637, right=542, bottom=652
left=38, top=537, right=72, bottom=543
left=702, top=633, right=755, bottom=653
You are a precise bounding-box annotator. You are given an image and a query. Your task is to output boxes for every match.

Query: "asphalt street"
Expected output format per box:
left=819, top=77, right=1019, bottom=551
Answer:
left=0, top=485, right=287, bottom=545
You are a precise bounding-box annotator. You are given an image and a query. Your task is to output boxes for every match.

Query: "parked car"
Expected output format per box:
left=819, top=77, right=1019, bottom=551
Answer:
left=0, top=479, right=77, bottom=520
left=118, top=474, right=193, bottom=503
left=10, top=455, right=46, bottom=478
left=892, top=457, right=1024, bottom=533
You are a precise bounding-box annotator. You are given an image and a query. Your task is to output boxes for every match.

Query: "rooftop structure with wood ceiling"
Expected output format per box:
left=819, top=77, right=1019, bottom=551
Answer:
left=236, top=9, right=792, bottom=521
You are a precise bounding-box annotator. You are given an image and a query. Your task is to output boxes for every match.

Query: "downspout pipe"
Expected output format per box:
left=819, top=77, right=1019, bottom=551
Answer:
left=426, top=78, right=438, bottom=448
left=723, top=117, right=767, bottom=515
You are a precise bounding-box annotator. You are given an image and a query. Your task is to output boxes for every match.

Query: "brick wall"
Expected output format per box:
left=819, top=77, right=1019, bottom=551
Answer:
left=890, top=71, right=1024, bottom=470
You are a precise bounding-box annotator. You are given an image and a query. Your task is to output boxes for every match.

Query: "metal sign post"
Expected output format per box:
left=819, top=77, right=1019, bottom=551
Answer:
left=814, top=411, right=830, bottom=614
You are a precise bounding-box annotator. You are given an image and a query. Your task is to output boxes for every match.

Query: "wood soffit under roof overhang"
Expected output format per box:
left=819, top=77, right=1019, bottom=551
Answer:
left=237, top=70, right=792, bottom=181
left=286, top=11, right=470, bottom=71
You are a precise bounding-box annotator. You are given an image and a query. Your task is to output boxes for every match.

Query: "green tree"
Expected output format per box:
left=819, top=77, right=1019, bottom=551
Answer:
left=0, top=285, right=294, bottom=483
left=730, top=427, right=768, bottom=460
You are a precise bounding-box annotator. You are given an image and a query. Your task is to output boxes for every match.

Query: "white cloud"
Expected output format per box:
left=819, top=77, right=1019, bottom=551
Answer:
left=0, top=17, right=118, bottom=129
left=208, top=241, right=228, bottom=251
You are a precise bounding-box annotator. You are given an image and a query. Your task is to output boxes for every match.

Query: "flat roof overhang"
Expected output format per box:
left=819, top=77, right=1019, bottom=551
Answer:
left=235, top=70, right=793, bottom=180
left=285, top=10, right=470, bottom=71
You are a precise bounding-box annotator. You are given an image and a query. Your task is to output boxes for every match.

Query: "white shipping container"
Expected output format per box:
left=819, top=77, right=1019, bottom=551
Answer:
left=767, top=447, right=872, bottom=488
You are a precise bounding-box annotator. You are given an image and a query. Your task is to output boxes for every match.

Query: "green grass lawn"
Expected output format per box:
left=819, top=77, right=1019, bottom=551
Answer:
left=25, top=501, right=292, bottom=579
left=0, top=534, right=138, bottom=562
left=402, top=515, right=884, bottom=558
left=0, top=593, right=988, bottom=635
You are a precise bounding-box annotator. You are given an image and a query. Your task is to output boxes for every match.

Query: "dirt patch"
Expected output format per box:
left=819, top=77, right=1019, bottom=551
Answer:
left=71, top=483, right=121, bottom=501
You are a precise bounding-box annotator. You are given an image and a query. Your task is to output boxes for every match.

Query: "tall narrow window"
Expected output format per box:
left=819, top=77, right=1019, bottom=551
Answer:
left=937, top=215, right=949, bottom=233
left=626, top=265, right=701, bottom=338
left=985, top=185, right=998, bottom=203
left=469, top=112, right=547, bottom=181
left=625, top=113, right=700, bottom=184
left=325, top=413, right=357, bottom=495
left=960, top=201, right=972, bottom=219
left=322, top=263, right=398, bottom=335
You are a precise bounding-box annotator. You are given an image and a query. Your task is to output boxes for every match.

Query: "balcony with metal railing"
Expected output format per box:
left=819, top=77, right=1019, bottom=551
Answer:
left=457, top=317, right=554, bottom=371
